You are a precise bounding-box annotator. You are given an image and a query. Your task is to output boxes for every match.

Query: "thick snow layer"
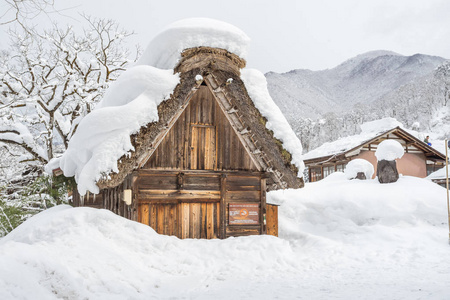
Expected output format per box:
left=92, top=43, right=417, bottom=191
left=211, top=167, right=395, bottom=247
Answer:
left=360, top=117, right=403, bottom=133
left=375, top=139, right=404, bottom=161
left=1, top=177, right=449, bottom=299
left=50, top=66, right=179, bottom=194
left=138, top=18, right=250, bottom=70
left=241, top=69, right=304, bottom=176
left=344, top=158, right=374, bottom=179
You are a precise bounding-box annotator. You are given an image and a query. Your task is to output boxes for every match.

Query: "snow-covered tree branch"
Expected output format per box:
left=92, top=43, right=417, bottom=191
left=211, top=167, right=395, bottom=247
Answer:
left=0, top=16, right=137, bottom=168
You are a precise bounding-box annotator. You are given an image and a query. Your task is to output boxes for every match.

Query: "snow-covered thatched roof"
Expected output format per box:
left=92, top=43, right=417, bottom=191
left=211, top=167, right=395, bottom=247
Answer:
left=48, top=18, right=304, bottom=194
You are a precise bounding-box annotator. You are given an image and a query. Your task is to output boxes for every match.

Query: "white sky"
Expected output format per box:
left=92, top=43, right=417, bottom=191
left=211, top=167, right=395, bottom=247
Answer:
left=1, top=0, right=449, bottom=73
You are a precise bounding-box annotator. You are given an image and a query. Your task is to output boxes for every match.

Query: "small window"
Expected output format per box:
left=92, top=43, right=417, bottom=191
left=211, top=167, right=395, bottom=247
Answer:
left=310, top=167, right=322, bottom=182
left=336, top=164, right=346, bottom=172
left=323, top=165, right=335, bottom=178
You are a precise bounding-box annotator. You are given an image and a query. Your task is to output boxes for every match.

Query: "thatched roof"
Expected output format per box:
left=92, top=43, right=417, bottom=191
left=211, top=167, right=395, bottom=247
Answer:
left=97, top=47, right=303, bottom=191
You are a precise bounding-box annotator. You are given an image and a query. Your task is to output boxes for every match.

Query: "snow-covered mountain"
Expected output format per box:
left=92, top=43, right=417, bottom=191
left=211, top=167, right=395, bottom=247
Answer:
left=266, top=51, right=449, bottom=151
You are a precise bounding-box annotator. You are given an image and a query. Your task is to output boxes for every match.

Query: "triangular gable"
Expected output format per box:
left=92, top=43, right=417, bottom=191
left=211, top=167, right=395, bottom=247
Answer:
left=141, top=84, right=259, bottom=171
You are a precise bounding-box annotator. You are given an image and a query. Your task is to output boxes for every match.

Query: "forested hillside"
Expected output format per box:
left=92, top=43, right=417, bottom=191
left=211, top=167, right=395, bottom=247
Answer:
left=266, top=51, right=449, bottom=151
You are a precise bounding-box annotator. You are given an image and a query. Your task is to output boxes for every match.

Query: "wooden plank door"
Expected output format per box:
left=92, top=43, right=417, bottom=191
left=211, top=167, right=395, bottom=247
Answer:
left=190, top=125, right=216, bottom=170
left=138, top=203, right=178, bottom=236
left=180, top=202, right=220, bottom=239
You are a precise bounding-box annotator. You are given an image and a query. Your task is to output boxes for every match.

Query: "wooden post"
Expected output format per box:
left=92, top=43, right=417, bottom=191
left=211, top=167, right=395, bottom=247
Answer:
left=445, top=139, right=449, bottom=243
left=220, top=174, right=227, bottom=239
left=260, top=177, right=266, bottom=234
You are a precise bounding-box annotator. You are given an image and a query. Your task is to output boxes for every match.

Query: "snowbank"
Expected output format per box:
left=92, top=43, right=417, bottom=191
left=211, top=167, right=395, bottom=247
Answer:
left=1, top=177, right=449, bottom=299
left=138, top=18, right=250, bottom=70
left=375, top=139, right=404, bottom=161
left=344, top=158, right=374, bottom=179
left=241, top=69, right=304, bottom=175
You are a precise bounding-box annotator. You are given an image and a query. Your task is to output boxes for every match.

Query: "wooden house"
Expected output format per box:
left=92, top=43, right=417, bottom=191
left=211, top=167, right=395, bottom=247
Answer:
left=303, top=126, right=446, bottom=182
left=71, top=47, right=303, bottom=239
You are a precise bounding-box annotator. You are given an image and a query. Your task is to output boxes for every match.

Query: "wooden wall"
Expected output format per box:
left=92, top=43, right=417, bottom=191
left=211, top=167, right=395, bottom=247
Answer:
left=266, top=204, right=278, bottom=237
left=72, top=174, right=136, bottom=221
left=134, top=170, right=266, bottom=239
left=144, top=85, right=258, bottom=171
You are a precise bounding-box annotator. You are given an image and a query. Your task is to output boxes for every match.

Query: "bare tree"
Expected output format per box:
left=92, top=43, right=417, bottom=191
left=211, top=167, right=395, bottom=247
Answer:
left=0, top=16, right=137, bottom=167
left=1, top=0, right=56, bottom=27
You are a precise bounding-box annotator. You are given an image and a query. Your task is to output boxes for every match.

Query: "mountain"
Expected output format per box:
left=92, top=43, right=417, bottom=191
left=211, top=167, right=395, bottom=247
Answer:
left=266, top=51, right=449, bottom=151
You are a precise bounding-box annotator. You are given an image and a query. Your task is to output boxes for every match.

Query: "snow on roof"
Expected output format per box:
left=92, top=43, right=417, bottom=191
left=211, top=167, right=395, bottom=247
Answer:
left=302, top=118, right=403, bottom=160
left=137, top=18, right=250, bottom=70
left=426, top=167, right=449, bottom=180
left=375, top=139, right=404, bottom=161
left=344, top=158, right=374, bottom=179
left=241, top=69, right=304, bottom=176
left=48, top=18, right=303, bottom=194
left=50, top=67, right=179, bottom=194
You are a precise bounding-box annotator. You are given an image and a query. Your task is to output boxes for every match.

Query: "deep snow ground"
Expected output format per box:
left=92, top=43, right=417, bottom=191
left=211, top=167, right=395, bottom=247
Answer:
left=1, top=175, right=449, bottom=299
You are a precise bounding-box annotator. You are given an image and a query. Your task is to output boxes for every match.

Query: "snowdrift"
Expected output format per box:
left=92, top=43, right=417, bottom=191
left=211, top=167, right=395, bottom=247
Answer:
left=1, top=176, right=450, bottom=299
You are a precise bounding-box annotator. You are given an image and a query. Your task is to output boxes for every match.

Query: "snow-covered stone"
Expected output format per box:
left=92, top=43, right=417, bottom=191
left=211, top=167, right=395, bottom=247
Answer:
left=375, top=139, right=404, bottom=161
left=344, top=158, right=374, bottom=180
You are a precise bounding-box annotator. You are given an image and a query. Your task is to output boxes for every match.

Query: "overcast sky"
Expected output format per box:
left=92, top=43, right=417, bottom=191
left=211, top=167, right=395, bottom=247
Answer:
left=1, top=0, right=449, bottom=73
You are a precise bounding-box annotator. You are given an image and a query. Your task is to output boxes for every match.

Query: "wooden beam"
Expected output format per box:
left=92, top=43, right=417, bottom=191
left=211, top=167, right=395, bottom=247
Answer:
left=220, top=174, right=227, bottom=239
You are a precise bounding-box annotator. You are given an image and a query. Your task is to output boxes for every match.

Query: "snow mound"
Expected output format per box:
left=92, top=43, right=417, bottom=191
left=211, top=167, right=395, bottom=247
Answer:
left=375, top=139, right=404, bottom=161
left=0, top=205, right=299, bottom=299
left=138, top=18, right=250, bottom=69
left=344, top=158, right=374, bottom=179
left=241, top=69, right=304, bottom=176
left=51, top=66, right=179, bottom=194
left=1, top=177, right=450, bottom=299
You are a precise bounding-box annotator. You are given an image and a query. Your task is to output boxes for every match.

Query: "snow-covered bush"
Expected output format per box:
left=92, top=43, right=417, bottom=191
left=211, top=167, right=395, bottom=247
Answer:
left=344, top=159, right=374, bottom=180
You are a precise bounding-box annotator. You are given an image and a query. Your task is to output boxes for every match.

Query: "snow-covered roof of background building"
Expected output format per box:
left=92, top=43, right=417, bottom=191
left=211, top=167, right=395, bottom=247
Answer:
left=302, top=117, right=446, bottom=163
left=48, top=18, right=303, bottom=194
left=426, top=167, right=449, bottom=180
left=302, top=118, right=403, bottom=160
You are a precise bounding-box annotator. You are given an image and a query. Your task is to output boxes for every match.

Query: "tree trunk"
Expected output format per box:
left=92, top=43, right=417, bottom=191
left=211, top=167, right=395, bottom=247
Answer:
left=377, top=160, right=399, bottom=184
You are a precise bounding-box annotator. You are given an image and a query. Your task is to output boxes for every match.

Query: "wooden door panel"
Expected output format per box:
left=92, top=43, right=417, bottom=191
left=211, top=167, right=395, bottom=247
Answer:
left=190, top=125, right=216, bottom=170
left=139, top=203, right=178, bottom=237
left=180, top=202, right=220, bottom=239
